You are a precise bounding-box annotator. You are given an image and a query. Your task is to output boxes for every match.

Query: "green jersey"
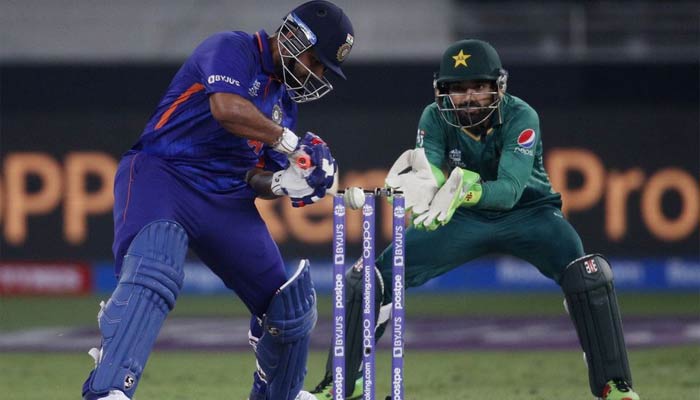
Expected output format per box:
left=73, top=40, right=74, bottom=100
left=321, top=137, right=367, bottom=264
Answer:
left=416, top=93, right=561, bottom=213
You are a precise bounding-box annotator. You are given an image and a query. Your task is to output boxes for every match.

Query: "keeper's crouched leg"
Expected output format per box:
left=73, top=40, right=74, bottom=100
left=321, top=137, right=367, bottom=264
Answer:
left=313, top=258, right=387, bottom=398
left=82, top=220, right=187, bottom=400
left=254, top=260, right=318, bottom=400
left=560, top=254, right=633, bottom=398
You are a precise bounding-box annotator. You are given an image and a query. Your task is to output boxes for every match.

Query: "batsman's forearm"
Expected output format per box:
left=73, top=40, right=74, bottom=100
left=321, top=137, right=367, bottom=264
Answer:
left=245, top=169, right=281, bottom=199
left=210, top=93, right=284, bottom=145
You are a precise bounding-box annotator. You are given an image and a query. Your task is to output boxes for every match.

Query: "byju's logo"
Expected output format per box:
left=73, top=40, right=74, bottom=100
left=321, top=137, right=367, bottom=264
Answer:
left=207, top=74, right=241, bottom=86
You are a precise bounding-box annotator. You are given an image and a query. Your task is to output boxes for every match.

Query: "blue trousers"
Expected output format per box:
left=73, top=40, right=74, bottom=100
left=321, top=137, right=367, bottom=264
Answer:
left=112, top=152, right=287, bottom=316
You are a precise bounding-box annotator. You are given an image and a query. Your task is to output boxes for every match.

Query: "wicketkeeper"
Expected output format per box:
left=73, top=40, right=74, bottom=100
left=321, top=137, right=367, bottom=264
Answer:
left=311, top=39, right=640, bottom=400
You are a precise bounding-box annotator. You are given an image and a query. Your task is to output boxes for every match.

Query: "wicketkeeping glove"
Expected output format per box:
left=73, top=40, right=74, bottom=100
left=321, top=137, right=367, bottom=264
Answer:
left=384, top=148, right=445, bottom=214
left=412, top=167, right=482, bottom=230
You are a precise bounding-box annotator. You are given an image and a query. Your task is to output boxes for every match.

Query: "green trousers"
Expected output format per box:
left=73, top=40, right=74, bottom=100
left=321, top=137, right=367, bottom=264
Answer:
left=375, top=204, right=584, bottom=302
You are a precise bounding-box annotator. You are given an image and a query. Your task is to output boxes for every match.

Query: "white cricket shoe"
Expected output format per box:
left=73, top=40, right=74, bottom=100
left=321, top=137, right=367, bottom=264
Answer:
left=95, top=390, right=130, bottom=400
left=295, top=390, right=316, bottom=400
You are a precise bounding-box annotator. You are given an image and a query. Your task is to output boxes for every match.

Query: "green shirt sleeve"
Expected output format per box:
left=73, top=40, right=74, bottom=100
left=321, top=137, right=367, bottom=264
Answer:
left=416, top=104, right=447, bottom=184
left=416, top=104, right=445, bottom=167
left=476, top=107, right=540, bottom=210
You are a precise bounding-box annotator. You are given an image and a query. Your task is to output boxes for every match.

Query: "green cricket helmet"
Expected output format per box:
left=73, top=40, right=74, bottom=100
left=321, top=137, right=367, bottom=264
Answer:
left=434, top=39, right=508, bottom=129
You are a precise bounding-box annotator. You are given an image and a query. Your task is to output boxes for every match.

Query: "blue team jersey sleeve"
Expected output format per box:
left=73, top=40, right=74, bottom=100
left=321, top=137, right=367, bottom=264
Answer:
left=260, top=147, right=289, bottom=172
left=194, top=32, right=256, bottom=98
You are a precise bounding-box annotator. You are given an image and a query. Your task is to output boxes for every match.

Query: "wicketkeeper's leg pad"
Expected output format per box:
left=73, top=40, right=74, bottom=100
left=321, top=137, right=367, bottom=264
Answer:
left=560, top=254, right=632, bottom=397
left=319, top=257, right=387, bottom=395
left=83, top=220, right=187, bottom=399
left=255, top=259, right=317, bottom=400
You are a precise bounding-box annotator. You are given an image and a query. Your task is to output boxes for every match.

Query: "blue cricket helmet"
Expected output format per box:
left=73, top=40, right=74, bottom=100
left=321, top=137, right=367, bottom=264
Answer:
left=288, top=0, right=354, bottom=79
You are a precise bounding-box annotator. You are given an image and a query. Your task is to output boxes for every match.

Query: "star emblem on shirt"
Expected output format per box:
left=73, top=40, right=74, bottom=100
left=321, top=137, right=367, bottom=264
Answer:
left=452, top=50, right=471, bottom=68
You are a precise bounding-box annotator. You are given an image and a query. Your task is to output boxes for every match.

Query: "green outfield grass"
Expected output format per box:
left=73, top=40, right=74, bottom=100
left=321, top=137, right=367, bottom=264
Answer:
left=1, top=293, right=698, bottom=399
left=1, top=347, right=699, bottom=399
left=3, top=292, right=699, bottom=331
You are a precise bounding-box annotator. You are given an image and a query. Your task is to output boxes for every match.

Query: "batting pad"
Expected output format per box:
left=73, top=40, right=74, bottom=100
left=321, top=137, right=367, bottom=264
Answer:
left=560, top=254, right=632, bottom=397
left=84, top=220, right=187, bottom=399
left=256, top=259, right=317, bottom=400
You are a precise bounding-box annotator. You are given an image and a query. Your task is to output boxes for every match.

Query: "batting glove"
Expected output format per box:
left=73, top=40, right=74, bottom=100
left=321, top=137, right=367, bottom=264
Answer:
left=300, top=131, right=327, bottom=147
left=304, top=142, right=337, bottom=192
left=272, top=127, right=300, bottom=154
left=271, top=143, right=337, bottom=208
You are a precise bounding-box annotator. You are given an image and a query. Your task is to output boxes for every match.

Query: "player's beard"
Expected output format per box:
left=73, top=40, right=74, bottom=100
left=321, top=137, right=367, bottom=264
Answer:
left=456, top=106, right=491, bottom=128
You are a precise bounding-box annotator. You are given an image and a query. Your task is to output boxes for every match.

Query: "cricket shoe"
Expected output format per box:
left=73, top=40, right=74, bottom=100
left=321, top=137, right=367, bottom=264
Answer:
left=248, top=390, right=315, bottom=400
left=598, top=379, right=640, bottom=400
left=295, top=391, right=317, bottom=400
left=310, top=376, right=363, bottom=400
left=84, top=390, right=130, bottom=400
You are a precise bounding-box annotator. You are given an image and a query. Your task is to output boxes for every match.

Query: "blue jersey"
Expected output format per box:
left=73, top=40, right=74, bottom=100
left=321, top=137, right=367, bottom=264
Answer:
left=132, top=30, right=296, bottom=195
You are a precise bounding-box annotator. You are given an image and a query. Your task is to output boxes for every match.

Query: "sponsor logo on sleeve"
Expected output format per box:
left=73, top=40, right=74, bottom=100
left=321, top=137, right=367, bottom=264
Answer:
left=517, top=129, right=536, bottom=148
left=514, top=128, right=536, bottom=156
left=207, top=74, right=241, bottom=87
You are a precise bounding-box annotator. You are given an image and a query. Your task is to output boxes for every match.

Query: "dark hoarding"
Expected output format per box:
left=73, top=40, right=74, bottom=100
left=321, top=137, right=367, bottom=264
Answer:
left=1, top=63, right=698, bottom=262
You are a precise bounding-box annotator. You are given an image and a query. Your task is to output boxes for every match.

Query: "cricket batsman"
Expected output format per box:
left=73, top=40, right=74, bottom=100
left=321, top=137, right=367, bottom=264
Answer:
left=80, top=2, right=353, bottom=400
left=311, top=39, right=640, bottom=400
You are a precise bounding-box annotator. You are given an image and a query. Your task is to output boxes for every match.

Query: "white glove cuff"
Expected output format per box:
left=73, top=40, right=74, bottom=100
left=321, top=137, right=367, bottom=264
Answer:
left=272, top=127, right=299, bottom=154
left=271, top=170, right=286, bottom=196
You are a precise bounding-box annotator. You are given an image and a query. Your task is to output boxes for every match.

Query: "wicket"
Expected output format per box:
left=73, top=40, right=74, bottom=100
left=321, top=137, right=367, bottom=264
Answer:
left=332, top=188, right=406, bottom=400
